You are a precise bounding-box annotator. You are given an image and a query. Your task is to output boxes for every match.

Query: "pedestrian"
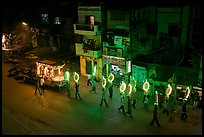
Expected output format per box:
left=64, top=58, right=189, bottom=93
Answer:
left=90, top=77, right=97, bottom=94
left=150, top=103, right=161, bottom=127
left=64, top=70, right=71, bottom=97
left=39, top=76, right=45, bottom=93
left=168, top=100, right=177, bottom=122
left=131, top=87, right=137, bottom=109
left=158, top=93, right=164, bottom=109
left=100, top=87, right=108, bottom=107
left=118, top=92, right=126, bottom=115
left=144, top=94, right=149, bottom=111
left=126, top=95, right=133, bottom=117
left=87, top=74, right=92, bottom=86
left=34, top=77, right=40, bottom=95
left=142, top=91, right=147, bottom=103
left=181, top=99, right=188, bottom=121
left=66, top=81, right=71, bottom=97
left=75, top=82, right=81, bottom=100
left=109, top=82, right=113, bottom=98
left=163, top=95, right=170, bottom=116
left=34, top=76, right=43, bottom=95
left=192, top=92, right=200, bottom=109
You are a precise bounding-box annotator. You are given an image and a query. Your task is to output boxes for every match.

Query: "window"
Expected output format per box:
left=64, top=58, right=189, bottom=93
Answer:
left=168, top=24, right=181, bottom=37
left=85, top=15, right=95, bottom=25
left=41, top=14, right=49, bottom=23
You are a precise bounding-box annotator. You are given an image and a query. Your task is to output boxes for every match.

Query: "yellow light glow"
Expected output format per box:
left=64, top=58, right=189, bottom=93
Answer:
left=142, top=79, right=150, bottom=92
left=120, top=81, right=126, bottom=93
left=74, top=72, right=79, bottom=82
left=155, top=91, right=158, bottom=103
left=108, top=73, right=114, bottom=83
left=102, top=76, right=106, bottom=88
left=127, top=83, right=132, bottom=95
left=165, top=84, right=172, bottom=96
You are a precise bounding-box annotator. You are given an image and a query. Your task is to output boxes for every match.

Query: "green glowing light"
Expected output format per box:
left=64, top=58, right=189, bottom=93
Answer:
left=93, top=65, right=96, bottom=76
left=64, top=71, right=70, bottom=81
left=73, top=72, right=79, bottom=82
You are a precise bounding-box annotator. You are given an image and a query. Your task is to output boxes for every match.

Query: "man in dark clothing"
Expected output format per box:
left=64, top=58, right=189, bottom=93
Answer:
left=109, top=82, right=113, bottom=98
left=118, top=92, right=126, bottom=115
left=87, top=74, right=92, bottom=86
left=100, top=87, right=108, bottom=107
left=150, top=103, right=161, bottom=127
left=90, top=77, right=97, bottom=94
left=75, top=82, right=81, bottom=100
left=126, top=95, right=133, bottom=117
left=181, top=99, right=187, bottom=120
left=34, top=77, right=43, bottom=95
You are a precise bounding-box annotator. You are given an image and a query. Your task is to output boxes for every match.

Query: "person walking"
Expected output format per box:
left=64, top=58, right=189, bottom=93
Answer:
left=66, top=81, right=71, bottom=97
left=150, top=103, right=161, bottom=127
left=158, top=93, right=164, bottom=109
left=87, top=74, right=92, bottom=86
left=109, top=82, right=113, bottom=98
left=131, top=87, right=137, bottom=109
left=144, top=94, right=149, bottom=111
left=34, top=76, right=44, bottom=95
left=90, top=77, right=97, bottom=94
left=118, top=92, right=126, bottom=115
left=181, top=99, right=188, bottom=121
left=39, top=76, right=45, bottom=93
left=142, top=91, right=147, bottom=103
left=64, top=70, right=71, bottom=97
left=126, top=95, right=133, bottom=117
left=163, top=95, right=170, bottom=116
left=34, top=76, right=41, bottom=95
left=100, top=87, right=109, bottom=107
left=75, top=82, right=82, bottom=100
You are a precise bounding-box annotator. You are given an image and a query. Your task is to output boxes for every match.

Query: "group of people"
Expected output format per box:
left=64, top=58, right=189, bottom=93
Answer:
left=35, top=70, right=200, bottom=128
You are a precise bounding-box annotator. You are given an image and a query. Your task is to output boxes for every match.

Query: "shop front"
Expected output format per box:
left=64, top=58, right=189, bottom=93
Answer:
left=102, top=55, right=130, bottom=86
left=80, top=56, right=102, bottom=81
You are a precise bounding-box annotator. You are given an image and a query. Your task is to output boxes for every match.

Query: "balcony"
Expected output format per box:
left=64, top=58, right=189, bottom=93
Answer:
left=75, top=43, right=102, bottom=58
left=74, top=24, right=101, bottom=36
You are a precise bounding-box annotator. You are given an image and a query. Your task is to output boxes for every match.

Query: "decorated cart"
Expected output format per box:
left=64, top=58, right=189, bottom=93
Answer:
left=36, top=59, right=66, bottom=88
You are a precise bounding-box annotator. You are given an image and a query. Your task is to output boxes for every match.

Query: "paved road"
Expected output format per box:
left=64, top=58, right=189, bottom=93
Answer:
left=2, top=62, right=202, bottom=135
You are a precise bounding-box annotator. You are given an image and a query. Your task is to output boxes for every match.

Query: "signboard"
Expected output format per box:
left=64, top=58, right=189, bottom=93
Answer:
left=102, top=55, right=125, bottom=66
left=126, top=60, right=131, bottom=73
left=114, top=36, right=123, bottom=45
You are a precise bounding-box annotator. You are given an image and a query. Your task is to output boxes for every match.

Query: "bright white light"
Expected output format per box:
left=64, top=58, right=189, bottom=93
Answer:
left=22, top=22, right=27, bottom=26
left=185, top=87, right=191, bottom=99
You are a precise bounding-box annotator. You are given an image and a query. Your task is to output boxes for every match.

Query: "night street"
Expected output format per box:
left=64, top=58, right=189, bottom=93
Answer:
left=2, top=62, right=202, bottom=135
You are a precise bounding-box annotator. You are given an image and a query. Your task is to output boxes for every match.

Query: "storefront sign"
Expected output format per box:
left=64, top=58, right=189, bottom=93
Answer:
left=102, top=55, right=125, bottom=66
